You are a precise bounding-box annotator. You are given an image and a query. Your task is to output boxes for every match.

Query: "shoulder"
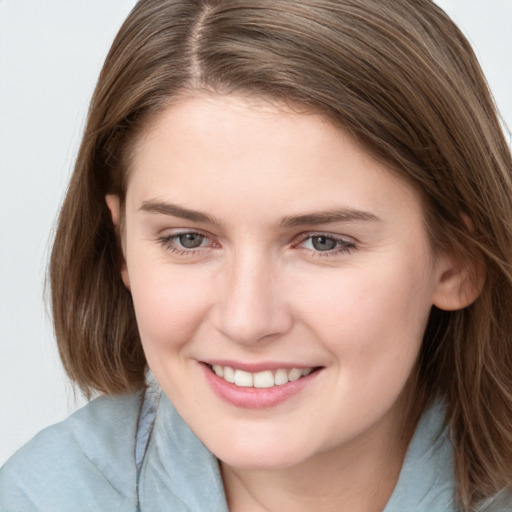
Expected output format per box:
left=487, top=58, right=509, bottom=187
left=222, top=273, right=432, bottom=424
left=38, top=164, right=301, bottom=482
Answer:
left=0, top=391, right=143, bottom=512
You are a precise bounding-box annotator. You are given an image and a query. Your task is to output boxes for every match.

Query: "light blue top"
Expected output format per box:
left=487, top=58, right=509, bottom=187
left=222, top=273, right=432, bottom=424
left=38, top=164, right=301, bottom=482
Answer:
left=0, top=384, right=509, bottom=511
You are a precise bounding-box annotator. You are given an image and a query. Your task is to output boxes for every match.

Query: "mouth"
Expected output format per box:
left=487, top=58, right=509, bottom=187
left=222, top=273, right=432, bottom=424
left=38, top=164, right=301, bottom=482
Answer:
left=207, top=364, right=317, bottom=388
left=202, top=362, right=323, bottom=409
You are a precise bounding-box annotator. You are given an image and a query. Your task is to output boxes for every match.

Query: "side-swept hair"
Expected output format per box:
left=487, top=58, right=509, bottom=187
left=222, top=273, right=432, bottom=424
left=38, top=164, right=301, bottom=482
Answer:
left=50, top=0, right=512, bottom=508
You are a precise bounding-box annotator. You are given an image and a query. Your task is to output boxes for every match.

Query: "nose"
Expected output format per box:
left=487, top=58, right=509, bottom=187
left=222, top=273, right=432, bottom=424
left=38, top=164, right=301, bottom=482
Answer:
left=212, top=249, right=293, bottom=345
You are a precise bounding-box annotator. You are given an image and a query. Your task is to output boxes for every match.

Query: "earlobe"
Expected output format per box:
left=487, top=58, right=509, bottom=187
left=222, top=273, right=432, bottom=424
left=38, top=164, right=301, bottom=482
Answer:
left=105, top=194, right=131, bottom=290
left=432, top=253, right=485, bottom=311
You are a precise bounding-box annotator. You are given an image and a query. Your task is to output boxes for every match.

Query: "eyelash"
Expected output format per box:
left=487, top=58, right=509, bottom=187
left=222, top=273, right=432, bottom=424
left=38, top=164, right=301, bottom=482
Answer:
left=156, top=231, right=357, bottom=257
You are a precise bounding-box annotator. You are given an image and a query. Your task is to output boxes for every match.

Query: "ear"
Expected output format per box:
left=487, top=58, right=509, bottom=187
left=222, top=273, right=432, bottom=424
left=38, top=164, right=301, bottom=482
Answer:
left=432, top=250, right=485, bottom=311
left=105, top=194, right=130, bottom=290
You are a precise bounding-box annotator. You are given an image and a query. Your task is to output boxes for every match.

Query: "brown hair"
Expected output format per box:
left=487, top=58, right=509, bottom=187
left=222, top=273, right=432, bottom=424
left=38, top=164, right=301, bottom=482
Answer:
left=50, top=0, right=512, bottom=508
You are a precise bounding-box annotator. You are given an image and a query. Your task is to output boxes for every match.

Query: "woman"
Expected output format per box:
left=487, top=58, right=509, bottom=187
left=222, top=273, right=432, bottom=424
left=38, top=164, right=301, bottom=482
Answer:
left=1, top=0, right=512, bottom=510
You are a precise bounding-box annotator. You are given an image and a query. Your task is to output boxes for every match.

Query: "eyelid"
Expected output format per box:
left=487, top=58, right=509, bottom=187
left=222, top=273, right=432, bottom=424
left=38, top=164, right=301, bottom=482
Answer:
left=295, top=231, right=356, bottom=244
left=160, top=227, right=209, bottom=237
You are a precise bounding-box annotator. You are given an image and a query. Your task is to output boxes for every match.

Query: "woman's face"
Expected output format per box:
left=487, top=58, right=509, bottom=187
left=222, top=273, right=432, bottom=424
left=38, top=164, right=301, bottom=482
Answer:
left=114, top=94, right=452, bottom=470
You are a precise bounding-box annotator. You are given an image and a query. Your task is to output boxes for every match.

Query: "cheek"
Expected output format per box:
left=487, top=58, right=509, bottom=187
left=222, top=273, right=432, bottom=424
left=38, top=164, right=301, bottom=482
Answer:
left=305, top=256, right=434, bottom=375
left=127, top=256, right=213, bottom=354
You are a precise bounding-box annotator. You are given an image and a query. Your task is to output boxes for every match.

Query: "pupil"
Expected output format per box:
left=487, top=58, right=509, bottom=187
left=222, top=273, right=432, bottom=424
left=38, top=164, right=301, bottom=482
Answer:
left=179, top=233, right=203, bottom=249
left=312, top=236, right=336, bottom=251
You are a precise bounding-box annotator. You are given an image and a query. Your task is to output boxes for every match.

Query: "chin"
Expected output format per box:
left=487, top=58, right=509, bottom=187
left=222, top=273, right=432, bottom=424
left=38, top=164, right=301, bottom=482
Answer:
left=208, top=436, right=314, bottom=470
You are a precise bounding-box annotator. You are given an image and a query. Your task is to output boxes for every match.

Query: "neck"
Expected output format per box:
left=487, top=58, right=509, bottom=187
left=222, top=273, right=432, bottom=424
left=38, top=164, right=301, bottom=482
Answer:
left=221, top=392, right=422, bottom=512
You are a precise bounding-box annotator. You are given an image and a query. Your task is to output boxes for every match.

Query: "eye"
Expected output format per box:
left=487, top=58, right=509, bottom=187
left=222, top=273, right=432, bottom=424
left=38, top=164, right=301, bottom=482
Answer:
left=310, top=235, right=337, bottom=251
left=157, top=231, right=214, bottom=254
left=177, top=232, right=206, bottom=249
left=298, top=233, right=356, bottom=255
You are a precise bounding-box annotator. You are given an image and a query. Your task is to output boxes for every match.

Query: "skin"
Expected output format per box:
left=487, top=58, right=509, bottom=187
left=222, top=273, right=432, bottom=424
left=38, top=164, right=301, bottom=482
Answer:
left=107, top=94, right=476, bottom=511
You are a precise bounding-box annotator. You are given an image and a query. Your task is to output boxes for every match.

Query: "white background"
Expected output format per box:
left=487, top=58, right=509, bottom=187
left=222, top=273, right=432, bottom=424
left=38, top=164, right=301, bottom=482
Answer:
left=1, top=0, right=511, bottom=466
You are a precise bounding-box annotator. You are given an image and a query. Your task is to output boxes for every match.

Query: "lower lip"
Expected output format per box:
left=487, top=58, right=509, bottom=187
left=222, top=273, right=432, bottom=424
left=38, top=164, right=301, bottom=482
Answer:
left=201, top=364, right=321, bottom=409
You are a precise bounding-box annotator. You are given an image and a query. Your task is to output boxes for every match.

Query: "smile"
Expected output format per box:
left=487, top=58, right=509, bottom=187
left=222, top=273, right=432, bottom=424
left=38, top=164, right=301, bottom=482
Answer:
left=203, top=362, right=322, bottom=408
left=209, top=364, right=314, bottom=388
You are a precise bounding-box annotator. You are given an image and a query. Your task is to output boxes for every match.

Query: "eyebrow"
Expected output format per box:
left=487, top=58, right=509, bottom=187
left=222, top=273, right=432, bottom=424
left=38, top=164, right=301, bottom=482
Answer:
left=278, top=209, right=380, bottom=227
left=140, top=200, right=380, bottom=227
left=140, top=200, right=222, bottom=225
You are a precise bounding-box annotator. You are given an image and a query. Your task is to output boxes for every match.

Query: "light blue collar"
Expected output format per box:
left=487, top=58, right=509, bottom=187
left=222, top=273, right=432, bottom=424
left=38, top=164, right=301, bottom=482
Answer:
left=384, top=400, right=456, bottom=511
left=138, top=392, right=229, bottom=512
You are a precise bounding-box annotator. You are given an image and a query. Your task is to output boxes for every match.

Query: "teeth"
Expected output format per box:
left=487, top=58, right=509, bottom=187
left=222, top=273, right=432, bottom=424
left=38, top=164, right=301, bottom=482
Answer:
left=274, top=368, right=289, bottom=385
left=234, top=370, right=253, bottom=387
left=288, top=368, right=302, bottom=382
left=223, top=366, right=235, bottom=383
left=212, top=365, right=224, bottom=377
left=253, top=370, right=274, bottom=388
left=211, top=365, right=314, bottom=388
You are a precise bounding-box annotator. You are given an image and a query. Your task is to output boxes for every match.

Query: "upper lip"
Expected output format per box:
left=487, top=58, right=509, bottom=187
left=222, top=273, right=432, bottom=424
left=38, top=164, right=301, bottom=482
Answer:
left=201, top=359, right=321, bottom=373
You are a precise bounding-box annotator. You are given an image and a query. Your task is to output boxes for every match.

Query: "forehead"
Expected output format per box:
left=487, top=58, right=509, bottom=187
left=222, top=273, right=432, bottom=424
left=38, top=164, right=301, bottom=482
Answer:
left=125, top=93, right=425, bottom=227
left=132, top=93, right=340, bottom=164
